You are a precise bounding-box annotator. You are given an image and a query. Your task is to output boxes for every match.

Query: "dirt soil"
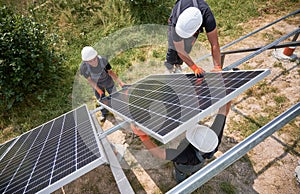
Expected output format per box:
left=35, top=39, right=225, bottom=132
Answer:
left=54, top=13, right=300, bottom=194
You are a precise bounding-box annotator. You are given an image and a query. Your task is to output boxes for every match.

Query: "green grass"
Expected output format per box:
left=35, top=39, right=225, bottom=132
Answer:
left=273, top=95, right=287, bottom=104
left=230, top=87, right=298, bottom=139
left=0, top=0, right=299, bottom=143
left=220, top=181, right=236, bottom=194
left=245, top=81, right=278, bottom=97
left=230, top=114, right=270, bottom=137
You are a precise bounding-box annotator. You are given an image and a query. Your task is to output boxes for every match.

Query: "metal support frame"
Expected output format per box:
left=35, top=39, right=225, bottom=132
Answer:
left=98, top=121, right=129, bottom=139
left=220, top=9, right=300, bottom=51
left=220, top=40, right=300, bottom=65
left=223, top=28, right=300, bottom=71
left=222, top=41, right=300, bottom=55
left=91, top=114, right=134, bottom=194
left=167, top=102, right=300, bottom=194
left=195, top=9, right=300, bottom=64
left=291, top=28, right=300, bottom=42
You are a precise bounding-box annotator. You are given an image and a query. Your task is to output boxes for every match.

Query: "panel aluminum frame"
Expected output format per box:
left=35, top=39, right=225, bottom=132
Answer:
left=100, top=70, right=270, bottom=144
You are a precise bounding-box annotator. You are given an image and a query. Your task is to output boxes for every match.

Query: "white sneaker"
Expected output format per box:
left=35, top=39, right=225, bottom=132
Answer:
left=99, top=116, right=106, bottom=122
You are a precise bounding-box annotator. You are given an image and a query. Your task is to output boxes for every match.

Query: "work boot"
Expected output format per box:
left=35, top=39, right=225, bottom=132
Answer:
left=203, top=151, right=215, bottom=159
left=173, top=168, right=187, bottom=183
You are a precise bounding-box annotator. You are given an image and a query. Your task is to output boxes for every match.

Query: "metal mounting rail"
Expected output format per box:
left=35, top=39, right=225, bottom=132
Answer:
left=220, top=9, right=300, bottom=51
left=221, top=41, right=300, bottom=55
left=98, top=121, right=129, bottom=139
left=220, top=40, right=300, bottom=65
left=167, top=102, right=300, bottom=194
left=91, top=115, right=134, bottom=194
left=223, top=27, right=300, bottom=71
left=195, top=9, right=300, bottom=64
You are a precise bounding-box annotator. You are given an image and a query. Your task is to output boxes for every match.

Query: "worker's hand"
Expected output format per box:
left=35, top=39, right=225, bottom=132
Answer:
left=130, top=124, right=150, bottom=142
left=96, top=88, right=104, bottom=99
left=190, top=64, right=205, bottom=77
left=211, top=65, right=222, bottom=72
left=119, top=81, right=125, bottom=88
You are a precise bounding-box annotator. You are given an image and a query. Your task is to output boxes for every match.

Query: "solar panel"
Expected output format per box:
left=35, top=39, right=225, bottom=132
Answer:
left=0, top=104, right=107, bottom=194
left=0, top=138, right=17, bottom=161
left=101, top=69, right=270, bottom=143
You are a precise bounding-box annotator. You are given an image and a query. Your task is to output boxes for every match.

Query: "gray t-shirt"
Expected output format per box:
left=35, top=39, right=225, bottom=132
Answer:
left=80, top=56, right=114, bottom=88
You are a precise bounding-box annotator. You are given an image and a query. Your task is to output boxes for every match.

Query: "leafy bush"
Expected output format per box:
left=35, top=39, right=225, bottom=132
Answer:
left=0, top=6, right=63, bottom=109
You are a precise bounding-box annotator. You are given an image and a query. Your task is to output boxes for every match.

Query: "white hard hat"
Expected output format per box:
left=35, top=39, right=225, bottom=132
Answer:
left=81, top=46, right=98, bottom=61
left=175, top=7, right=203, bottom=38
left=186, top=125, right=218, bottom=153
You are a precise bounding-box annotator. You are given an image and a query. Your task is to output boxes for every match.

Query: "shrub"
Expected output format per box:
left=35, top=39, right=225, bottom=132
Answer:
left=0, top=6, right=63, bottom=109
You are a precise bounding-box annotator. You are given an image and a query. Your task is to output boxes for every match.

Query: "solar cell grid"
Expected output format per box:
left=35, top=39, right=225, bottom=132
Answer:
left=0, top=104, right=106, bottom=194
left=0, top=138, right=16, bottom=161
left=102, top=70, right=270, bottom=143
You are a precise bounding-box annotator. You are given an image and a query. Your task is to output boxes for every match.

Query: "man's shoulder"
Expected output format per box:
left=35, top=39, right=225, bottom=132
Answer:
left=80, top=62, right=87, bottom=70
left=79, top=62, right=89, bottom=77
left=198, top=1, right=214, bottom=18
left=171, top=0, right=213, bottom=24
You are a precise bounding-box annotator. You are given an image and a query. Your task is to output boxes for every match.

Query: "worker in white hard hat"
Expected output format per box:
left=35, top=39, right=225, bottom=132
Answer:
left=131, top=102, right=231, bottom=183
left=165, top=0, right=222, bottom=75
left=80, top=46, right=125, bottom=122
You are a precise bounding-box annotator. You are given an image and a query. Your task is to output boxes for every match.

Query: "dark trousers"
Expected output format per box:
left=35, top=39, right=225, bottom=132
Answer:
left=95, top=85, right=115, bottom=116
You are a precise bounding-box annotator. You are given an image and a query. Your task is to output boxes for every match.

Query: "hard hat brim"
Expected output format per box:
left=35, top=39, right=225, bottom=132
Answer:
left=186, top=125, right=218, bottom=153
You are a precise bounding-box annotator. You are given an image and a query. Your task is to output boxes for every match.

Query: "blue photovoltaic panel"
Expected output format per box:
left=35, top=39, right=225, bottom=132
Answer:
left=0, top=138, right=17, bottom=160
left=0, top=104, right=106, bottom=194
left=101, top=70, right=270, bottom=143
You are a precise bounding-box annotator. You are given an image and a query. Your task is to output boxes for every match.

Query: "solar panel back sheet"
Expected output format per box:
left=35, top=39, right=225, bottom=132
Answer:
left=102, top=70, right=270, bottom=144
left=0, top=104, right=106, bottom=194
